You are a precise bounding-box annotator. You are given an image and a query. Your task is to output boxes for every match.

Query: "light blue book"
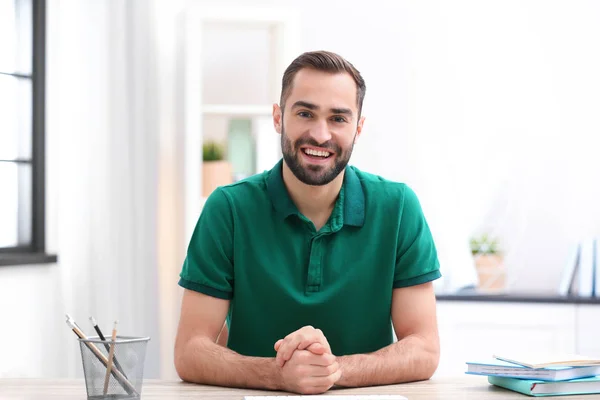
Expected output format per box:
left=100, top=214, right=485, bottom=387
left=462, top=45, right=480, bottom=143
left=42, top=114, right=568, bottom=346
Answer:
left=466, top=359, right=600, bottom=381
left=578, top=238, right=595, bottom=297
left=489, top=375, right=600, bottom=397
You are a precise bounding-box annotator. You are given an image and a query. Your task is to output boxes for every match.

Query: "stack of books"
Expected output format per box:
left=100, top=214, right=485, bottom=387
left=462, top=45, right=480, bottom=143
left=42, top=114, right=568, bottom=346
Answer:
left=466, top=354, right=600, bottom=396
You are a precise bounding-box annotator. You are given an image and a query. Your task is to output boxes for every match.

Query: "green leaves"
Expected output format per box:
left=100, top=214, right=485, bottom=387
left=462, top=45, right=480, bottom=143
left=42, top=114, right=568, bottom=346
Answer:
left=470, top=233, right=500, bottom=255
left=203, top=141, right=225, bottom=161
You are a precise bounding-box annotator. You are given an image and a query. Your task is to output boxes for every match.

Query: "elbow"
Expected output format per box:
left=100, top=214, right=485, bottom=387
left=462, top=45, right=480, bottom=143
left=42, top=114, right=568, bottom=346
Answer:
left=175, top=353, right=201, bottom=384
left=174, top=349, right=191, bottom=382
left=175, top=368, right=194, bottom=384
left=423, top=350, right=440, bottom=380
left=420, top=344, right=440, bottom=380
left=174, top=336, right=211, bottom=384
left=407, top=352, right=438, bottom=383
left=174, top=339, right=198, bottom=383
left=411, top=335, right=440, bottom=381
left=424, top=331, right=440, bottom=380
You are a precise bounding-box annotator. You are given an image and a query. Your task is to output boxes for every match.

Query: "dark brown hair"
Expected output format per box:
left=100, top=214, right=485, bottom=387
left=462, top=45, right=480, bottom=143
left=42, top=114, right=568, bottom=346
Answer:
left=280, top=50, right=366, bottom=117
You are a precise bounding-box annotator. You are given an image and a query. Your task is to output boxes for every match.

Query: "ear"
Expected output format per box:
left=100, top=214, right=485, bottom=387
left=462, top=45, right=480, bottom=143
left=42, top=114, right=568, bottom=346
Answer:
left=354, top=115, right=366, bottom=143
left=273, top=103, right=283, bottom=134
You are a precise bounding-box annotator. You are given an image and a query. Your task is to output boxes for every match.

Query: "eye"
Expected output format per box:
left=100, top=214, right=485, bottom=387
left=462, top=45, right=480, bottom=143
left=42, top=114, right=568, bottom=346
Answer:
left=297, top=111, right=312, bottom=118
left=331, top=116, right=347, bottom=123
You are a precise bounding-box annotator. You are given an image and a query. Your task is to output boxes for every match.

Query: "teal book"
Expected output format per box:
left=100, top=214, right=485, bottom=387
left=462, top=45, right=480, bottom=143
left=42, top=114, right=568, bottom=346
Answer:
left=489, top=375, right=600, bottom=396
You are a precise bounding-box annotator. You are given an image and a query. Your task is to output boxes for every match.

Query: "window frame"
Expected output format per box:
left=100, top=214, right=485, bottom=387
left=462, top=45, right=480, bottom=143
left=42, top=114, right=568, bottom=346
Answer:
left=0, top=0, right=56, bottom=266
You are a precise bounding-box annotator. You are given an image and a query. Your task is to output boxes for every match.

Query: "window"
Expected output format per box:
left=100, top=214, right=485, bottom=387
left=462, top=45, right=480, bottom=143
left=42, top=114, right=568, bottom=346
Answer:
left=0, top=0, right=55, bottom=266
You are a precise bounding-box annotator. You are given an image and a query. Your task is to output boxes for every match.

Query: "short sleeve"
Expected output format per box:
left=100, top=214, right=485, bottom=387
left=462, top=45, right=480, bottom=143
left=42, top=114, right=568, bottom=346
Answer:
left=178, top=188, right=234, bottom=299
left=393, top=185, right=441, bottom=288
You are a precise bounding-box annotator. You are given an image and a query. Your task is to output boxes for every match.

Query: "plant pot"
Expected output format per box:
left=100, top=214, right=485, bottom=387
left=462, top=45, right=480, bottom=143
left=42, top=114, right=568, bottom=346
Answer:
left=202, top=160, right=233, bottom=197
left=473, top=254, right=506, bottom=292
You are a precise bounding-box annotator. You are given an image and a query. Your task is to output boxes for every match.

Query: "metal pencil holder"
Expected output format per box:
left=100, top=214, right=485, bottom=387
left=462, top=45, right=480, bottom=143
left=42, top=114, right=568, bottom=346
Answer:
left=78, top=336, right=150, bottom=399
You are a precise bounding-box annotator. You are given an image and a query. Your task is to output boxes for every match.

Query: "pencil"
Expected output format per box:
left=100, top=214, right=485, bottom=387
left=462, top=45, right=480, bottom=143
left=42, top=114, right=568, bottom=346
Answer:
left=65, top=315, right=136, bottom=396
left=103, top=321, right=118, bottom=395
left=90, top=316, right=128, bottom=378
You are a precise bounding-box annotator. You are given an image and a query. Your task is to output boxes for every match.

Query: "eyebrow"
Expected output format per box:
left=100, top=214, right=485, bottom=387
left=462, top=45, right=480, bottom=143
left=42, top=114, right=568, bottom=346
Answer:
left=291, top=101, right=354, bottom=117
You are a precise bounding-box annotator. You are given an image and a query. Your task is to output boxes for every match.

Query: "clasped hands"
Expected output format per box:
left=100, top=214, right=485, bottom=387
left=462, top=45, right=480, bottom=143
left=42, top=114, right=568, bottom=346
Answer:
left=273, top=326, right=342, bottom=394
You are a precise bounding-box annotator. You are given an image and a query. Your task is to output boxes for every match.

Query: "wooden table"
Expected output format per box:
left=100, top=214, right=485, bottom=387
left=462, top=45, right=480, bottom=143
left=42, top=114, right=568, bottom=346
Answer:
left=0, top=376, right=596, bottom=399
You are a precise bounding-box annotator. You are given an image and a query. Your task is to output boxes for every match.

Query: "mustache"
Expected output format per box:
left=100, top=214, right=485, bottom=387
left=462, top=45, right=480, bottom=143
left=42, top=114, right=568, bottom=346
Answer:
left=294, top=137, right=341, bottom=153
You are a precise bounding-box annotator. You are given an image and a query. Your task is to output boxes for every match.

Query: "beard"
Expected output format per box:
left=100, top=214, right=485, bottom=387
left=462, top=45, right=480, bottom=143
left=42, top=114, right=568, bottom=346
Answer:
left=281, top=123, right=355, bottom=186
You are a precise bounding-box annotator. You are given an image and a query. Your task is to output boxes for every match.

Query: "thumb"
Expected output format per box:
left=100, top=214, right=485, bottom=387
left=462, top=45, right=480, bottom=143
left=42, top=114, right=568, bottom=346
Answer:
left=274, top=339, right=283, bottom=351
left=306, top=342, right=327, bottom=355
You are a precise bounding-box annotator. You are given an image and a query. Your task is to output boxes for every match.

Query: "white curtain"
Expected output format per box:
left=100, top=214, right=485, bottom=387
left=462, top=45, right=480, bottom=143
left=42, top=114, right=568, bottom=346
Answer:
left=48, top=0, right=161, bottom=378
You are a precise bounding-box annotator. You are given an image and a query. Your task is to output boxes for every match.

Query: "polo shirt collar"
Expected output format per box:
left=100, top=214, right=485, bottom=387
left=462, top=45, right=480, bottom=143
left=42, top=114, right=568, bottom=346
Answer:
left=267, top=159, right=298, bottom=218
left=266, top=159, right=365, bottom=227
left=342, top=165, right=365, bottom=227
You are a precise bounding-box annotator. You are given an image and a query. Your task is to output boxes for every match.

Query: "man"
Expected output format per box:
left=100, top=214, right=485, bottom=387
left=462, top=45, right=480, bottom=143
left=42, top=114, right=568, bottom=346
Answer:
left=174, top=50, right=441, bottom=395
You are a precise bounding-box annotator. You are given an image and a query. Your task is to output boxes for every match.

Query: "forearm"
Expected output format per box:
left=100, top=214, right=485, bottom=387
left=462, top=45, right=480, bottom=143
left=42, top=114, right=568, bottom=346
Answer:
left=336, top=334, right=439, bottom=387
left=175, top=336, right=281, bottom=390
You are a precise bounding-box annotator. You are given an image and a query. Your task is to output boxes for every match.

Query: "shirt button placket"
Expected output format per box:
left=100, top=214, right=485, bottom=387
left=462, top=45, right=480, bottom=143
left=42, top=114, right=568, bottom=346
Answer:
left=306, top=234, right=324, bottom=293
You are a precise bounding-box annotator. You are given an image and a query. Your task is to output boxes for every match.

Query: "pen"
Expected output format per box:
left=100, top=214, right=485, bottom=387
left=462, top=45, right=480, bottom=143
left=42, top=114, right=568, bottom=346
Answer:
left=65, top=314, right=137, bottom=396
left=103, top=321, right=118, bottom=395
left=90, top=316, right=127, bottom=378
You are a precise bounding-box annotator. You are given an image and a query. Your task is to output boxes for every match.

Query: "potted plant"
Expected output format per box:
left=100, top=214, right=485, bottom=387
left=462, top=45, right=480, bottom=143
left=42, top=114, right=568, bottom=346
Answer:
left=470, top=233, right=506, bottom=292
left=202, top=141, right=232, bottom=197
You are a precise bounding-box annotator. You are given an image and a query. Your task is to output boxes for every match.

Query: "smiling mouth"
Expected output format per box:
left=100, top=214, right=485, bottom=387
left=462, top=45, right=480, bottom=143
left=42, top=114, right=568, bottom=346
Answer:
left=301, top=148, right=333, bottom=159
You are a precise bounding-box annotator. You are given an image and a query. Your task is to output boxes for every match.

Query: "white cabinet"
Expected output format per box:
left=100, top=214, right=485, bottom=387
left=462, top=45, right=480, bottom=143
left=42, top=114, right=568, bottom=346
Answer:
left=576, top=305, right=600, bottom=357
left=434, top=301, right=578, bottom=377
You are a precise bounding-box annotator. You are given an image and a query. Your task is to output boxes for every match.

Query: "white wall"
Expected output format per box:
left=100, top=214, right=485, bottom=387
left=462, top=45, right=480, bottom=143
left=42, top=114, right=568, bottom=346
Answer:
left=175, top=0, right=600, bottom=293
left=0, top=264, right=64, bottom=378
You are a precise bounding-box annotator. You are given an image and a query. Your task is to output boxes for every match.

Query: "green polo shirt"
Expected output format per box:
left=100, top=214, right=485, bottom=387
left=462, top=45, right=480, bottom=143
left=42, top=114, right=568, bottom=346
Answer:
left=179, top=159, right=440, bottom=357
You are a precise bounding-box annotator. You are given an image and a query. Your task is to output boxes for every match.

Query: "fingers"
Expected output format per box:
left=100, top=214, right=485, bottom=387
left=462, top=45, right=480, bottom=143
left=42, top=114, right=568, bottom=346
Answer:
left=318, top=367, right=342, bottom=387
left=299, top=350, right=336, bottom=367
left=309, top=366, right=342, bottom=384
left=297, top=333, right=331, bottom=353
left=276, top=333, right=308, bottom=367
left=275, top=326, right=331, bottom=367
left=297, top=366, right=343, bottom=395
left=281, top=352, right=342, bottom=395
left=306, top=361, right=340, bottom=377
left=274, top=339, right=283, bottom=351
left=306, top=342, right=326, bottom=355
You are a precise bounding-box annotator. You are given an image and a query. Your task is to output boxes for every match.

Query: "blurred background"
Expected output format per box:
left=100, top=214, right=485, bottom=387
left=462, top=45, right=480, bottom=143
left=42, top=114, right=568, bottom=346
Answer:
left=1, top=0, right=599, bottom=381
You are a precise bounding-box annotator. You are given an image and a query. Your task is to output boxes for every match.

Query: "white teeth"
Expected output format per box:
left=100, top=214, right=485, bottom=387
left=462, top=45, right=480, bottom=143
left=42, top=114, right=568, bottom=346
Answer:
left=304, top=148, right=331, bottom=157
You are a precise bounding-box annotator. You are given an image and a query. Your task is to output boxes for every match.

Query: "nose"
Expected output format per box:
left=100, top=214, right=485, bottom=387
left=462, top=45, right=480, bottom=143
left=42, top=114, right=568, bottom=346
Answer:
left=309, top=119, right=332, bottom=145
